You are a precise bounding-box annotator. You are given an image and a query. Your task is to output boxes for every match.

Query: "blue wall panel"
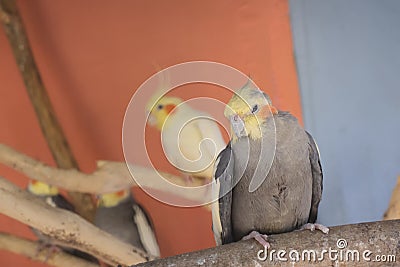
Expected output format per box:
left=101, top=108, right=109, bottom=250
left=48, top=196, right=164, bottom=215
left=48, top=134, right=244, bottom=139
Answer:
left=289, top=0, right=400, bottom=225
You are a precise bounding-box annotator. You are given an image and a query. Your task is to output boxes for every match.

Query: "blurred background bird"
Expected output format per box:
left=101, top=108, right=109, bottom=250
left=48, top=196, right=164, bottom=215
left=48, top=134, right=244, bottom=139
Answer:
left=212, top=81, right=327, bottom=248
left=145, top=73, right=226, bottom=184
left=95, top=189, right=160, bottom=258
left=27, top=180, right=98, bottom=262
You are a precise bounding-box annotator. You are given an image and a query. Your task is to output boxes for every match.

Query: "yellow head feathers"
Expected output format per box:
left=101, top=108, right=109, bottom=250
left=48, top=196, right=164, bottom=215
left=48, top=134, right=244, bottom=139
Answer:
left=28, top=180, right=59, bottom=196
left=224, top=80, right=277, bottom=141
left=97, top=189, right=131, bottom=208
left=146, top=95, right=183, bottom=131
left=145, top=69, right=184, bottom=130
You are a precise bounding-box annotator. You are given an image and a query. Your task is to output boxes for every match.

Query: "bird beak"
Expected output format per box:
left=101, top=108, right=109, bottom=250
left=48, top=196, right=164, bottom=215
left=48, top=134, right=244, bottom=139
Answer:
left=94, top=197, right=99, bottom=206
left=230, top=114, right=246, bottom=138
left=147, top=112, right=157, bottom=126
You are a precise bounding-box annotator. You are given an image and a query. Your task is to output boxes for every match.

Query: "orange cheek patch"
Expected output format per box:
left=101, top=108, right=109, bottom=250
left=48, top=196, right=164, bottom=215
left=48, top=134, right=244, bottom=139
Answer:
left=269, top=105, right=278, bottom=115
left=164, top=104, right=177, bottom=115
left=116, top=190, right=126, bottom=197
left=259, top=105, right=278, bottom=119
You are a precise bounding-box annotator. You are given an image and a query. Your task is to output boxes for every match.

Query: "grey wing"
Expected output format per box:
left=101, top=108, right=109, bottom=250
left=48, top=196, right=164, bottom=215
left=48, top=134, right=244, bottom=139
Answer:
left=211, top=142, right=234, bottom=245
left=49, top=194, right=75, bottom=212
left=306, top=131, right=323, bottom=223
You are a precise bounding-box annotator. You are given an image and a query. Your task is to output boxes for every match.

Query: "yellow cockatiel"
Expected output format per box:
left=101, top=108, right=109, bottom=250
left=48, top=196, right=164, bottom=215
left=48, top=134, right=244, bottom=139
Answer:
left=146, top=91, right=226, bottom=183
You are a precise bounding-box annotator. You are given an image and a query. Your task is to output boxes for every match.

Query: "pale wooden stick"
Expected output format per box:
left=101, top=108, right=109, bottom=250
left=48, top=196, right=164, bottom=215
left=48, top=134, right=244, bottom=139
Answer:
left=384, top=176, right=400, bottom=220
left=0, top=143, right=208, bottom=204
left=0, top=233, right=99, bottom=267
left=0, top=176, right=150, bottom=266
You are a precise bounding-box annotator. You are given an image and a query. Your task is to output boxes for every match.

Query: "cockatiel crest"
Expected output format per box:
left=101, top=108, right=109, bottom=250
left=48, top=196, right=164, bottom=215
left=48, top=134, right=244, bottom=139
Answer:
left=224, top=80, right=278, bottom=141
left=145, top=69, right=177, bottom=130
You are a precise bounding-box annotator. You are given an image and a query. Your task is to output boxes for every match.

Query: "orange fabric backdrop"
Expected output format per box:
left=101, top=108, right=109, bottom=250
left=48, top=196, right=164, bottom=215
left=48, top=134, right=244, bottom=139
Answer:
left=0, top=0, right=301, bottom=265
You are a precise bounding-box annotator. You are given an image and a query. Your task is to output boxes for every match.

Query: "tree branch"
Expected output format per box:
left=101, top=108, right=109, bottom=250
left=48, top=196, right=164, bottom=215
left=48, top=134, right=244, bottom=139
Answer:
left=384, top=176, right=400, bottom=220
left=0, top=143, right=207, bottom=204
left=0, top=176, right=151, bottom=266
left=135, top=220, right=400, bottom=267
left=0, top=0, right=94, bottom=221
left=0, top=233, right=99, bottom=267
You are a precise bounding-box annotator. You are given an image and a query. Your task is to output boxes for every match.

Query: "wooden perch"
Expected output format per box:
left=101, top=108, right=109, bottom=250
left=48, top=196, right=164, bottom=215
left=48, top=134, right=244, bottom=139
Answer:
left=0, top=0, right=94, bottom=221
left=0, top=176, right=151, bottom=266
left=0, top=233, right=98, bottom=267
left=135, top=220, right=400, bottom=267
left=0, top=143, right=207, bottom=204
left=384, top=176, right=400, bottom=220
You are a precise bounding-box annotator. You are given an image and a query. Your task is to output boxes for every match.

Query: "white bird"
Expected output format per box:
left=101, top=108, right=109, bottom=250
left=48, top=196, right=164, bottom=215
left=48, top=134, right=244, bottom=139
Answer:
left=146, top=93, right=226, bottom=184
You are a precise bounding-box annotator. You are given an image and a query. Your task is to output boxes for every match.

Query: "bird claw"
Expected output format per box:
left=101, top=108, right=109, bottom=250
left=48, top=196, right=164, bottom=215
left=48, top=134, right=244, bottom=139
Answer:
left=242, top=230, right=270, bottom=249
left=300, top=223, right=329, bottom=234
left=183, top=174, right=194, bottom=185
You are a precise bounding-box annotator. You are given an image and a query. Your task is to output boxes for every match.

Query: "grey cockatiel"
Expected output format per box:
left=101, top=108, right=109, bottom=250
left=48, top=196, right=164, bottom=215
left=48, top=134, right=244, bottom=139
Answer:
left=212, top=82, right=328, bottom=247
left=95, top=189, right=160, bottom=258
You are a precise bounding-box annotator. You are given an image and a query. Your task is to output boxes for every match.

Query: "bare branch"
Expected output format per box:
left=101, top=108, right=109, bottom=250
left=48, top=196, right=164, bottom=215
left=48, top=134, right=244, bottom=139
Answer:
left=135, top=220, right=400, bottom=267
left=0, top=143, right=207, bottom=204
left=0, top=176, right=151, bottom=266
left=0, top=233, right=99, bottom=267
left=384, top=176, right=400, bottom=220
left=0, top=0, right=94, bottom=221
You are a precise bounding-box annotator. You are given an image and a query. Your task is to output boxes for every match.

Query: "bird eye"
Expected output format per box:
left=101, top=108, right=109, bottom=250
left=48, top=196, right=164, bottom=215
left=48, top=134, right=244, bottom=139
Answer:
left=157, top=104, right=163, bottom=110
left=251, top=104, right=259, bottom=113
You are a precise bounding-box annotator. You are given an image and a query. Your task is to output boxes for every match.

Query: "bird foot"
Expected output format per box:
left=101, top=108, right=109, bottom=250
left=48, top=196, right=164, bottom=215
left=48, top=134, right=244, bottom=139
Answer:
left=300, top=223, right=329, bottom=234
left=242, top=230, right=270, bottom=249
left=182, top=174, right=194, bottom=185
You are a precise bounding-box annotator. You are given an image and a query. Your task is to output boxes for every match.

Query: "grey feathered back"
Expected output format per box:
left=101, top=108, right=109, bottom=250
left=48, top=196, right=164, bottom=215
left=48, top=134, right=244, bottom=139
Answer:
left=94, top=194, right=160, bottom=257
left=95, top=196, right=144, bottom=249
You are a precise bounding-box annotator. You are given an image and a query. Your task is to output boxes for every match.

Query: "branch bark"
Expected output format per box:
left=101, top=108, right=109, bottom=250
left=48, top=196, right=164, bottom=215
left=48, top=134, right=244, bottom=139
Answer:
left=0, top=143, right=207, bottom=204
left=135, top=220, right=400, bottom=267
left=0, top=233, right=99, bottom=267
left=384, top=176, right=400, bottom=220
left=0, top=0, right=94, bottom=221
left=0, top=176, right=151, bottom=266
left=0, top=146, right=397, bottom=266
